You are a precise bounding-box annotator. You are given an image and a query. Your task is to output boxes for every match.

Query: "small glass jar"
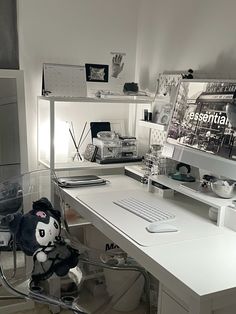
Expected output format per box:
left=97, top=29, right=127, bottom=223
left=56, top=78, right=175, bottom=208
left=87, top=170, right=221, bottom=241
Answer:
left=150, top=144, right=162, bottom=155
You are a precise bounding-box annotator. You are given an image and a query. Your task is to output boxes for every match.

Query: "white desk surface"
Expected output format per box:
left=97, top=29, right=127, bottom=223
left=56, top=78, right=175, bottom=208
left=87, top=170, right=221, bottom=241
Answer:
left=61, top=174, right=236, bottom=302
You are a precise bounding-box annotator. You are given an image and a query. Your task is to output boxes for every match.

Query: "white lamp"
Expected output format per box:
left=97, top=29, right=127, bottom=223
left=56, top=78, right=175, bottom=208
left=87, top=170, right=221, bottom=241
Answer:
left=55, top=121, right=69, bottom=163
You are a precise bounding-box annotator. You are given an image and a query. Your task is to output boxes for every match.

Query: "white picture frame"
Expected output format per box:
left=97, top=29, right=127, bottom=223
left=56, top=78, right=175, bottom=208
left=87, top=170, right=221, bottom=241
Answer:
left=109, top=119, right=126, bottom=136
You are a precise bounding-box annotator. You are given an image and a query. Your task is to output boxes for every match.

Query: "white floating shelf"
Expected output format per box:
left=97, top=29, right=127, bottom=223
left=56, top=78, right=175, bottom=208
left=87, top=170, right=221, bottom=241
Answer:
left=38, top=95, right=153, bottom=104
left=39, top=159, right=142, bottom=171
left=139, top=120, right=166, bottom=131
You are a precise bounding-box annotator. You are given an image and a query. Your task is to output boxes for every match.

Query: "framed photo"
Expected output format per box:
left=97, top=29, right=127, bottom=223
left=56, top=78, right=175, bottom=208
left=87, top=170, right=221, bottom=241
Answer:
left=85, top=63, right=109, bottom=82
left=152, top=73, right=183, bottom=125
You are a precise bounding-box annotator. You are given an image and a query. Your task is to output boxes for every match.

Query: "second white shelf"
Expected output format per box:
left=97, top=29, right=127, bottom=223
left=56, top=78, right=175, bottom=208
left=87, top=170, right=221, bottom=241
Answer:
left=138, top=120, right=166, bottom=131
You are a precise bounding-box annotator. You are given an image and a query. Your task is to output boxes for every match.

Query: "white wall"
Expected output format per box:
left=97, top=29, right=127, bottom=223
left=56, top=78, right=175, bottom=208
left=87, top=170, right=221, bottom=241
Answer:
left=136, top=0, right=236, bottom=92
left=19, top=0, right=236, bottom=168
left=18, top=0, right=138, bottom=169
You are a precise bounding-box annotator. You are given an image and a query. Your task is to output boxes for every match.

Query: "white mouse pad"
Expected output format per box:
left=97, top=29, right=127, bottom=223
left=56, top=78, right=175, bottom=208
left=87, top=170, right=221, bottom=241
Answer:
left=77, top=190, right=223, bottom=247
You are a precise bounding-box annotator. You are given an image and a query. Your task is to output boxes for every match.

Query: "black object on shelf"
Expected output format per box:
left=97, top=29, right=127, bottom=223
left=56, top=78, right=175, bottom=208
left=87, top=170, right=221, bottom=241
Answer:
left=182, top=69, right=194, bottom=79
left=144, top=109, right=148, bottom=121
left=90, top=122, right=111, bottom=140
left=123, top=82, right=139, bottom=94
left=148, top=112, right=152, bottom=121
left=96, top=156, right=142, bottom=164
left=119, top=136, right=136, bottom=140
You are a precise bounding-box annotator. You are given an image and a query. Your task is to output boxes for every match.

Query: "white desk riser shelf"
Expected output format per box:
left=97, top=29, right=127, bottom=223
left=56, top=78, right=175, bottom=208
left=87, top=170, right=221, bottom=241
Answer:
left=148, top=174, right=235, bottom=227
left=37, top=96, right=152, bottom=171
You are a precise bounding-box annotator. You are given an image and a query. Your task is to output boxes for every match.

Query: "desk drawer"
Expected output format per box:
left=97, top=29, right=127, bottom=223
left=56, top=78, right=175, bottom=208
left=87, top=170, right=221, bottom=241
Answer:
left=160, top=290, right=188, bottom=314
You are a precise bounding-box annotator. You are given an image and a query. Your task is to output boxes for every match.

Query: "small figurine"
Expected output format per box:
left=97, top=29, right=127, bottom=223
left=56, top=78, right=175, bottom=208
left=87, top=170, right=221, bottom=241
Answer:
left=182, top=69, right=194, bottom=79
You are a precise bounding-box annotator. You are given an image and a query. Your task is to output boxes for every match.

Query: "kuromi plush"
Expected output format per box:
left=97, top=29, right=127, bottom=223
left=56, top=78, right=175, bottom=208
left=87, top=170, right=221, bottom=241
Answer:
left=5, top=197, right=79, bottom=283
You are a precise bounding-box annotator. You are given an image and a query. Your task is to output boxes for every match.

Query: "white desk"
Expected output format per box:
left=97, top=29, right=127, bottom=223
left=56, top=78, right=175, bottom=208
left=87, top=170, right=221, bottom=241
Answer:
left=60, top=175, right=236, bottom=314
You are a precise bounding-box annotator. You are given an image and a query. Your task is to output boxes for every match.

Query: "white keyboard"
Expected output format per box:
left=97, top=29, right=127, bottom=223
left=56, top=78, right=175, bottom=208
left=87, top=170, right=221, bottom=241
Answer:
left=113, top=197, right=175, bottom=223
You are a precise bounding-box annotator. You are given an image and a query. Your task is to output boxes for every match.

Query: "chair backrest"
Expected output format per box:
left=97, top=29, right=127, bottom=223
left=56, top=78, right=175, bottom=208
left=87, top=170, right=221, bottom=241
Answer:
left=0, top=169, right=86, bottom=313
left=0, top=170, right=55, bottom=248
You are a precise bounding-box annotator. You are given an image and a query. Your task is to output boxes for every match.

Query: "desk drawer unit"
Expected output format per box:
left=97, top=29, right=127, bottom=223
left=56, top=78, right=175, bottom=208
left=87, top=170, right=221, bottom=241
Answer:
left=160, top=290, right=188, bottom=314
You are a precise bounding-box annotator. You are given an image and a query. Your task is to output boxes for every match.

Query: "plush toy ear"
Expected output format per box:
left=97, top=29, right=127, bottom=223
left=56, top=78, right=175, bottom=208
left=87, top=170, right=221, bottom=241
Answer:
left=33, top=197, right=54, bottom=211
left=52, top=209, right=61, bottom=221
left=3, top=212, right=23, bottom=235
left=33, top=197, right=61, bottom=221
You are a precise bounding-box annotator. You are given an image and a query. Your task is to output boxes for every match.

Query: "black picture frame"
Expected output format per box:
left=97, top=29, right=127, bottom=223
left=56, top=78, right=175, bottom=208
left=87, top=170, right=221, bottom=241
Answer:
left=85, top=63, right=109, bottom=82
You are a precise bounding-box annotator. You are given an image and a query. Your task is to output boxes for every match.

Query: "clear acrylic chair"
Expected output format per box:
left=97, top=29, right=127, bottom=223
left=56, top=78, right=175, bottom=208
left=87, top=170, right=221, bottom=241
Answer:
left=0, top=169, right=151, bottom=314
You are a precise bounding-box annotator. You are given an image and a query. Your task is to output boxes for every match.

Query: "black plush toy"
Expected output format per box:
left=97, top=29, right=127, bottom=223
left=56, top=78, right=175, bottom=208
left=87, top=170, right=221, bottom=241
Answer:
left=182, top=69, right=194, bottom=79
left=5, top=197, right=79, bottom=284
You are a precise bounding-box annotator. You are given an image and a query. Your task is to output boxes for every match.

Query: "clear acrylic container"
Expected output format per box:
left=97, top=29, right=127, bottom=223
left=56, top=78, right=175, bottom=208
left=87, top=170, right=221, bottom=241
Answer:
left=93, top=138, right=122, bottom=159
left=144, top=145, right=175, bottom=176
